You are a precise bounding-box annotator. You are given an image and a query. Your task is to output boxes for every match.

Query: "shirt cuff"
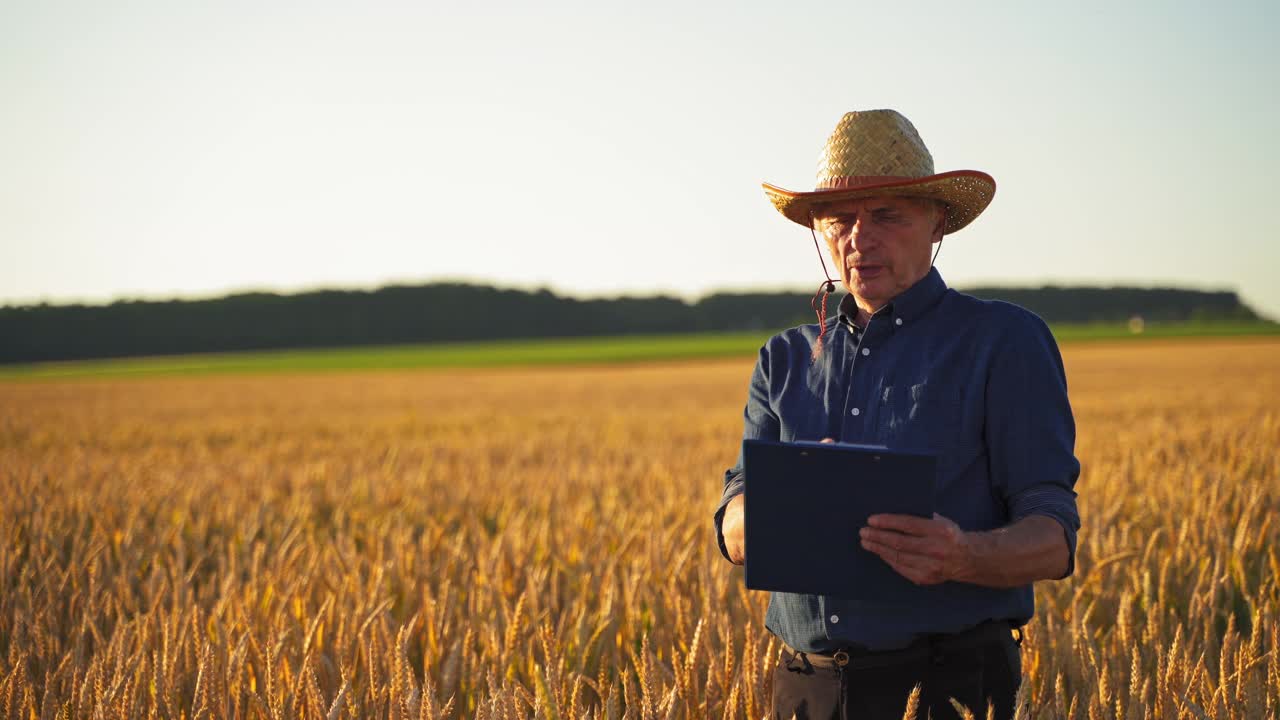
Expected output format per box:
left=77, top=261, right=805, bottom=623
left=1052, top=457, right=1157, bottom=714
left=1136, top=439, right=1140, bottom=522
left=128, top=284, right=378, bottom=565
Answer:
left=1008, top=484, right=1080, bottom=579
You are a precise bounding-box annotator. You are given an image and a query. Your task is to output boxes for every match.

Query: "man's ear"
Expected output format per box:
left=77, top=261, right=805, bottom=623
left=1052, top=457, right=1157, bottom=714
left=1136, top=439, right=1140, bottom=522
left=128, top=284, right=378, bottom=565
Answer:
left=932, top=203, right=948, bottom=240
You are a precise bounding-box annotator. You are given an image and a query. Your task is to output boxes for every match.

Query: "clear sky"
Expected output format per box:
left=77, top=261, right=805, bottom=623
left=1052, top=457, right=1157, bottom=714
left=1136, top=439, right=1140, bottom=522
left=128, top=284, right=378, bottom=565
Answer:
left=3, top=0, right=1278, bottom=318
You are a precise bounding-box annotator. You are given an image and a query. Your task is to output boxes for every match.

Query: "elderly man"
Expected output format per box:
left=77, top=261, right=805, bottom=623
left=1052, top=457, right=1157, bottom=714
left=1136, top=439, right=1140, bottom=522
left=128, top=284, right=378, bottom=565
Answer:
left=714, top=110, right=1080, bottom=720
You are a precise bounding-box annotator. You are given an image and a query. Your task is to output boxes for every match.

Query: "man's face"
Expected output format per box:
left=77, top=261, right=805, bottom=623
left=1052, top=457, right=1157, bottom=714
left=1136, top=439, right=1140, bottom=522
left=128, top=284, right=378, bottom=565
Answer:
left=813, top=195, right=945, bottom=312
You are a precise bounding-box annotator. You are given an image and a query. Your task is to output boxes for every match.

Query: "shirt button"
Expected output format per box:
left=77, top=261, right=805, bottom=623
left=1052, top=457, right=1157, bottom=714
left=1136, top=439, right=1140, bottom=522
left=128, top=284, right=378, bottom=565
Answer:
left=851, top=407, right=861, bottom=416
left=895, top=318, right=903, bottom=326
left=861, top=347, right=870, bottom=356
left=830, top=614, right=840, bottom=624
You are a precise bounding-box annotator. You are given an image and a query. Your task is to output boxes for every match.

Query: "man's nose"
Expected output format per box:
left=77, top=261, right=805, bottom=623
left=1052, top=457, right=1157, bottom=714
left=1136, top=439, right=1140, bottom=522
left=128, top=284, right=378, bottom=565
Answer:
left=848, top=219, right=878, bottom=253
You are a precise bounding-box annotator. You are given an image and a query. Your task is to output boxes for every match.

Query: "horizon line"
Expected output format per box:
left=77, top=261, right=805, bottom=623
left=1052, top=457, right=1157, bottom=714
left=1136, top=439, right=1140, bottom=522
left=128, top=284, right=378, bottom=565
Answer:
left=0, top=274, right=1252, bottom=311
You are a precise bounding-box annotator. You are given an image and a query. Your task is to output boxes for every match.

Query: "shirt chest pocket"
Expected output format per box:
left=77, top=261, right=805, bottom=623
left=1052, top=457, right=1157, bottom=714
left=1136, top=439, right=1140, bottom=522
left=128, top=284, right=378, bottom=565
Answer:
left=875, top=380, right=968, bottom=453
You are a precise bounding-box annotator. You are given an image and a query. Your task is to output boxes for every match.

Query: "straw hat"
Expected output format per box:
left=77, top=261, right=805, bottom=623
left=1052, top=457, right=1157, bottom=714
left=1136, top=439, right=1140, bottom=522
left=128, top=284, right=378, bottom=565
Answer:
left=763, top=110, right=996, bottom=235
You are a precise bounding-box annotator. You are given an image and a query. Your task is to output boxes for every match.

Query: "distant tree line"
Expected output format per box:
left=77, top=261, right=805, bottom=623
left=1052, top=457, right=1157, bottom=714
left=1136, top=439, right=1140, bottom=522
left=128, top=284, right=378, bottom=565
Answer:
left=0, top=282, right=1264, bottom=364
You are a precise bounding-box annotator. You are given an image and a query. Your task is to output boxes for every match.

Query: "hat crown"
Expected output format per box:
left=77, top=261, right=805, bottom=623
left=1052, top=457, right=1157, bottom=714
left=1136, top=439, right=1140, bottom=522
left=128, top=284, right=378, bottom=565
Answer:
left=817, top=110, right=935, bottom=186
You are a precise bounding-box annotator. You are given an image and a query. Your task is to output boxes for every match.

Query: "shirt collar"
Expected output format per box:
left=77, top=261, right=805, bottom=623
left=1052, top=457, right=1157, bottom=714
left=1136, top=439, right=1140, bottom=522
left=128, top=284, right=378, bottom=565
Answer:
left=837, top=267, right=948, bottom=329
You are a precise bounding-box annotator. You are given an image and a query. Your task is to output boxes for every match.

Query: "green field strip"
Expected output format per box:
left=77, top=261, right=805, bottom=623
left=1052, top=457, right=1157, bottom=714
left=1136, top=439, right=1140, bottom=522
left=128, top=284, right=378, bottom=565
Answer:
left=1, top=322, right=1276, bottom=381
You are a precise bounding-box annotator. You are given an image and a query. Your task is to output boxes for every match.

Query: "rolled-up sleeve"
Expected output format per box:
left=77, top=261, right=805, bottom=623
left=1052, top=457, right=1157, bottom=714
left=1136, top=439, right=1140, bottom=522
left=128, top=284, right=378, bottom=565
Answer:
left=984, top=308, right=1082, bottom=578
left=714, top=344, right=781, bottom=562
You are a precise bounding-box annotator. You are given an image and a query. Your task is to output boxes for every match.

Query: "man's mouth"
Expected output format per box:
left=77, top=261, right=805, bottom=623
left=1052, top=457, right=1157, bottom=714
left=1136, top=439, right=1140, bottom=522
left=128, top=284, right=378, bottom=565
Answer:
left=853, top=264, right=884, bottom=279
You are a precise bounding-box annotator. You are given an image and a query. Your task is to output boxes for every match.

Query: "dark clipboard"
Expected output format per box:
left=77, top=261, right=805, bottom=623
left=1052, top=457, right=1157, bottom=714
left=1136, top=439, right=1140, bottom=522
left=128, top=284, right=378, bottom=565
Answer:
left=742, top=439, right=936, bottom=601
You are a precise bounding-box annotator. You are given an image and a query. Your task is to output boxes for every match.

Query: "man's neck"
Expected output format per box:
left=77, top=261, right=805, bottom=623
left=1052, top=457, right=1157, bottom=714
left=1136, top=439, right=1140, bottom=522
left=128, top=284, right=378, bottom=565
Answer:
left=846, top=268, right=937, bottom=327
left=851, top=301, right=884, bottom=329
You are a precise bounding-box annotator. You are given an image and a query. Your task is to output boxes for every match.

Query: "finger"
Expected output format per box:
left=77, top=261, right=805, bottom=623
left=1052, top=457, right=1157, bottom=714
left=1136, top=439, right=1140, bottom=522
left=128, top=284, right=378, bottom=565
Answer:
left=863, top=539, right=945, bottom=583
left=861, top=538, right=939, bottom=571
left=820, top=438, right=835, bottom=444
left=881, top=555, right=946, bottom=586
left=931, top=512, right=961, bottom=531
left=860, top=527, right=934, bottom=555
left=881, top=555, right=929, bottom=584
left=867, top=513, right=938, bottom=536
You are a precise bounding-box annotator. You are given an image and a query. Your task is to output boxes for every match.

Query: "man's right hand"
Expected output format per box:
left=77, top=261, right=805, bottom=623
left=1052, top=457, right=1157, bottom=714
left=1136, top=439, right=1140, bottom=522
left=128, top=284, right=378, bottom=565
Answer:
left=722, top=494, right=746, bottom=565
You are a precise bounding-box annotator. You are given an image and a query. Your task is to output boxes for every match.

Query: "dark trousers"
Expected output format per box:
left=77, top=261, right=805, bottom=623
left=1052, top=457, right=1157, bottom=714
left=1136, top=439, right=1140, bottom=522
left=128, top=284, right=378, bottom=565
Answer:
left=771, top=623, right=1022, bottom=720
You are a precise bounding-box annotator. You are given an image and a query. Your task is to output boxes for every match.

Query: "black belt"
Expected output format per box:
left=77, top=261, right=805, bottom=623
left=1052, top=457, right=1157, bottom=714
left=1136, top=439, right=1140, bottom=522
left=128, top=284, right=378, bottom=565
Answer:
left=781, top=620, right=1021, bottom=671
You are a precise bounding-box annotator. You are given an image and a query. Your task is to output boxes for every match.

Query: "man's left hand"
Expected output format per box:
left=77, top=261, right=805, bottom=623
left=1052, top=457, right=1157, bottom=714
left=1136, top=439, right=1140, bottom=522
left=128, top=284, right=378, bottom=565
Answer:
left=859, top=513, right=974, bottom=585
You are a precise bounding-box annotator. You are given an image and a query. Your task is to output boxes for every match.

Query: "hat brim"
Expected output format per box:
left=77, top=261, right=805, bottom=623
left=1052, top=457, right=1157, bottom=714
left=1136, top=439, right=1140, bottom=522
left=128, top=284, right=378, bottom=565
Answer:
left=762, top=170, right=996, bottom=235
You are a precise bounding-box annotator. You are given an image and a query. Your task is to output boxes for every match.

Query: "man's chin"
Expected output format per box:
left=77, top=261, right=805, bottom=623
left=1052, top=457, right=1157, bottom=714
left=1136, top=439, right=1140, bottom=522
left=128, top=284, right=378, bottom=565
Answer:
left=851, top=281, right=890, bottom=303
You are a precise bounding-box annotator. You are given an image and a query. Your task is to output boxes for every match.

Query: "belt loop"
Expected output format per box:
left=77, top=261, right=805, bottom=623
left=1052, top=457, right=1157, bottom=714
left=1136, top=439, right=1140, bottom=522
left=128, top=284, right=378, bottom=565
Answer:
left=784, top=648, right=815, bottom=673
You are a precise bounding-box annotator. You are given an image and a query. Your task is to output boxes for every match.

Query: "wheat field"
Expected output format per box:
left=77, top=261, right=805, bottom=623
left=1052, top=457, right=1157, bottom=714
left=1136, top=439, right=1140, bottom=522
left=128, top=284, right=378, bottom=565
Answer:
left=2, top=338, right=1278, bottom=719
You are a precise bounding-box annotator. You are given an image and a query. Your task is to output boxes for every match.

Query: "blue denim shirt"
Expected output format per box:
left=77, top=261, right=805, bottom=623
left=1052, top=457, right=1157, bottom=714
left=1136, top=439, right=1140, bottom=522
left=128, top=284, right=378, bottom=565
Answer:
left=714, top=267, right=1081, bottom=652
